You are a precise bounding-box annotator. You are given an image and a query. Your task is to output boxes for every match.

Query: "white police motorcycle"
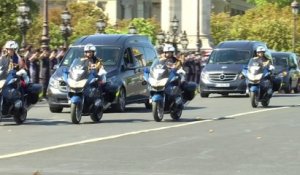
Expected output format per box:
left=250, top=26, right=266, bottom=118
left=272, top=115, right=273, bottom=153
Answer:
left=63, top=58, right=105, bottom=124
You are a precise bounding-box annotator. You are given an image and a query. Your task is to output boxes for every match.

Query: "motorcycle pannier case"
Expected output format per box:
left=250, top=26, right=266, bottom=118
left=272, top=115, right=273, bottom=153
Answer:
left=182, top=82, right=197, bottom=101
left=103, top=83, right=119, bottom=103
left=27, top=83, right=43, bottom=104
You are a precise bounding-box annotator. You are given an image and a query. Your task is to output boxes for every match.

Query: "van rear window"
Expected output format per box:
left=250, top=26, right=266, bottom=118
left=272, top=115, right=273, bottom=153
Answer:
left=209, top=49, right=251, bottom=64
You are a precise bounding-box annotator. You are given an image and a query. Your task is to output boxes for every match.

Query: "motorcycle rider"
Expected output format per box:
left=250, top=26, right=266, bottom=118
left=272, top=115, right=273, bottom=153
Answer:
left=251, top=46, right=274, bottom=96
left=160, top=44, right=186, bottom=82
left=81, top=43, right=107, bottom=84
left=0, top=40, right=30, bottom=88
left=254, top=46, right=273, bottom=68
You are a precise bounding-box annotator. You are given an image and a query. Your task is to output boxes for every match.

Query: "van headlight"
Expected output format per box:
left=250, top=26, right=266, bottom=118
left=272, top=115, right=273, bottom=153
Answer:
left=277, top=71, right=288, bottom=78
left=49, top=77, right=60, bottom=89
left=201, top=71, right=209, bottom=81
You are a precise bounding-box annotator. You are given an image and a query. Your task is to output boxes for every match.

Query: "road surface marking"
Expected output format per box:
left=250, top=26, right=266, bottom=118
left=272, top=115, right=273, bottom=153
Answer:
left=0, top=105, right=294, bottom=159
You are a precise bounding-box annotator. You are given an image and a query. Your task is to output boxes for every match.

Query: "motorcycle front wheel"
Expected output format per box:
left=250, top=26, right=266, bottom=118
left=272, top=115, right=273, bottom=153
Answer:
left=250, top=92, right=259, bottom=108
left=90, top=107, right=103, bottom=122
left=170, top=106, right=182, bottom=121
left=261, top=98, right=270, bottom=107
left=13, top=99, right=27, bottom=124
left=152, top=101, right=164, bottom=122
left=71, top=103, right=83, bottom=124
left=13, top=105, right=27, bottom=125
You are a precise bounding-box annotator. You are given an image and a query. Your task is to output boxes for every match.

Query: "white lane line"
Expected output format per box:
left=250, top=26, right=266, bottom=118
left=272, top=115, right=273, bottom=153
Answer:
left=0, top=106, right=294, bottom=159
left=211, top=106, right=290, bottom=120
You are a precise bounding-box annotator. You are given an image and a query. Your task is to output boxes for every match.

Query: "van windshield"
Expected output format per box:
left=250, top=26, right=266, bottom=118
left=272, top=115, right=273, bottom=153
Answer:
left=272, top=54, right=289, bottom=67
left=61, top=46, right=120, bottom=67
left=208, top=49, right=251, bottom=64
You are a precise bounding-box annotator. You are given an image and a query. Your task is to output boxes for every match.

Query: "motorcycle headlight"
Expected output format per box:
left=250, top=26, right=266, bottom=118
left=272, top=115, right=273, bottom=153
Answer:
left=49, top=77, right=60, bottom=89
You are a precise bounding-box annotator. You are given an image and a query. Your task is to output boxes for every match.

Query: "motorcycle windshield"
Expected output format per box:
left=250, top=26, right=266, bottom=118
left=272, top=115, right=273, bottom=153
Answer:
left=150, top=59, right=170, bottom=80
left=247, top=58, right=264, bottom=81
left=0, top=58, right=10, bottom=81
left=69, top=58, right=89, bottom=81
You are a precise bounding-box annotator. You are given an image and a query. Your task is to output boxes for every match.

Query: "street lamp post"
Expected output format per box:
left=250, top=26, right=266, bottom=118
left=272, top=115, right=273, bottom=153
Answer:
left=291, top=0, right=299, bottom=53
left=41, top=0, right=50, bottom=50
left=156, top=16, right=189, bottom=53
left=180, top=31, right=189, bottom=53
left=60, top=8, right=72, bottom=48
left=196, top=0, right=202, bottom=53
left=156, top=30, right=165, bottom=48
left=17, top=1, right=31, bottom=49
left=128, top=23, right=138, bottom=34
left=96, top=18, right=106, bottom=34
left=170, top=16, right=179, bottom=52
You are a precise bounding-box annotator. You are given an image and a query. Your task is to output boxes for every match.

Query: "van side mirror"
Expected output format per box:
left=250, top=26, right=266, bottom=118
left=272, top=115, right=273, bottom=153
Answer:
left=290, top=64, right=297, bottom=69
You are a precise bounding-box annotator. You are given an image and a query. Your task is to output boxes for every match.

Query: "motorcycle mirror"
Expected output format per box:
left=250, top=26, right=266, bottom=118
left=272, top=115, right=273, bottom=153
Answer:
left=62, top=67, right=69, bottom=74
left=142, top=80, right=147, bottom=86
left=144, top=67, right=150, bottom=73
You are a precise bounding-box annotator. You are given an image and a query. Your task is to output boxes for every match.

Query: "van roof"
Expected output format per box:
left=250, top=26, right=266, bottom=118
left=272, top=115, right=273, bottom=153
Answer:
left=71, top=34, right=151, bottom=46
left=216, top=40, right=267, bottom=50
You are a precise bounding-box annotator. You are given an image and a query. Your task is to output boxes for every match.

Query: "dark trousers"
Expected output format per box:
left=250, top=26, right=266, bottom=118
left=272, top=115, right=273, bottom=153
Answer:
left=30, top=62, right=40, bottom=84
left=40, top=67, right=50, bottom=98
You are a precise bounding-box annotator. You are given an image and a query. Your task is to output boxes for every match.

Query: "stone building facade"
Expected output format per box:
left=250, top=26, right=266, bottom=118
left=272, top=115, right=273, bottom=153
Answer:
left=45, top=0, right=254, bottom=51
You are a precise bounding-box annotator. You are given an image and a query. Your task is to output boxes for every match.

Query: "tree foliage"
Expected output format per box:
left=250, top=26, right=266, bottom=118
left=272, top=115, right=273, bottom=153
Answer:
left=211, top=3, right=298, bottom=52
left=247, top=0, right=293, bottom=7
left=0, top=0, right=38, bottom=47
left=0, top=1, right=160, bottom=49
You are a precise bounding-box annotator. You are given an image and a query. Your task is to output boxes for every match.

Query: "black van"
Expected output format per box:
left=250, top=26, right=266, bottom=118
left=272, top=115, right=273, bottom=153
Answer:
left=47, top=34, right=158, bottom=112
left=200, top=40, right=269, bottom=97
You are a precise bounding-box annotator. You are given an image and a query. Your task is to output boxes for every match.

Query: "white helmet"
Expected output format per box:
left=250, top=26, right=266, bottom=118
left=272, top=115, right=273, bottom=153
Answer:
left=4, top=40, right=19, bottom=51
left=163, top=44, right=175, bottom=52
left=256, top=46, right=266, bottom=52
left=84, top=44, right=96, bottom=55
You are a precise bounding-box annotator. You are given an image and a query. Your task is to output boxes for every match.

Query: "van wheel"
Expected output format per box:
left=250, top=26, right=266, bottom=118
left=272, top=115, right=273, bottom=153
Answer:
left=111, top=88, right=126, bottom=112
left=145, top=100, right=152, bottom=109
left=293, top=79, right=300, bottom=93
left=200, top=92, right=209, bottom=98
left=49, top=106, right=63, bottom=113
left=284, top=81, right=292, bottom=93
left=221, top=93, right=229, bottom=97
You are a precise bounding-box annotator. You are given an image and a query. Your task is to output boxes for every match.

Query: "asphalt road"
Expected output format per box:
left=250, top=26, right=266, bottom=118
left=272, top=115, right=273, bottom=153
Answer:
left=0, top=92, right=299, bottom=175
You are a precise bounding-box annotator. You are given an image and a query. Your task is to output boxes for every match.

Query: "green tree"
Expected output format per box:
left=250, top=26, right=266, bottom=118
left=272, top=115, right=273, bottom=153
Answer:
left=105, top=18, right=159, bottom=44
left=247, top=0, right=293, bottom=7
left=0, top=0, right=38, bottom=47
left=6, top=1, right=159, bottom=49
left=211, top=3, right=297, bottom=52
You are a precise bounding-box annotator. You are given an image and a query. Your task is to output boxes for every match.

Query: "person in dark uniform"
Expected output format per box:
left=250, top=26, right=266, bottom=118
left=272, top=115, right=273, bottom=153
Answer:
left=28, top=48, right=41, bottom=84
left=49, top=49, right=58, bottom=76
left=39, top=48, right=50, bottom=98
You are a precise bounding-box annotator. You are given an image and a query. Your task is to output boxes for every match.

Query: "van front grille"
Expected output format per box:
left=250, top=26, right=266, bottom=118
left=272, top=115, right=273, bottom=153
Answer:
left=209, top=73, right=237, bottom=82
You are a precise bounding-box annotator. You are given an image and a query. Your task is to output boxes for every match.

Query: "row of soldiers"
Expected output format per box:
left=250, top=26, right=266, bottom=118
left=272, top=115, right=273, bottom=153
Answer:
left=20, top=45, right=67, bottom=98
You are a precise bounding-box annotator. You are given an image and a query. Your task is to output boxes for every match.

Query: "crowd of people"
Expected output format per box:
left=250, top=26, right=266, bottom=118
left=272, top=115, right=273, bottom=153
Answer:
left=0, top=40, right=67, bottom=99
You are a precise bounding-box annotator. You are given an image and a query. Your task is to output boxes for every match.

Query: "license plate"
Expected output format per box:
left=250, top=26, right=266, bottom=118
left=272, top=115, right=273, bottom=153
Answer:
left=215, top=83, right=230, bottom=87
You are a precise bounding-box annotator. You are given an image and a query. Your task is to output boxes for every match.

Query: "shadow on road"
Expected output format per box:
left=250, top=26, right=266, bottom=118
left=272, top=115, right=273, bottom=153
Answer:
left=272, top=93, right=300, bottom=98
left=0, top=118, right=71, bottom=126
left=208, top=94, right=249, bottom=98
